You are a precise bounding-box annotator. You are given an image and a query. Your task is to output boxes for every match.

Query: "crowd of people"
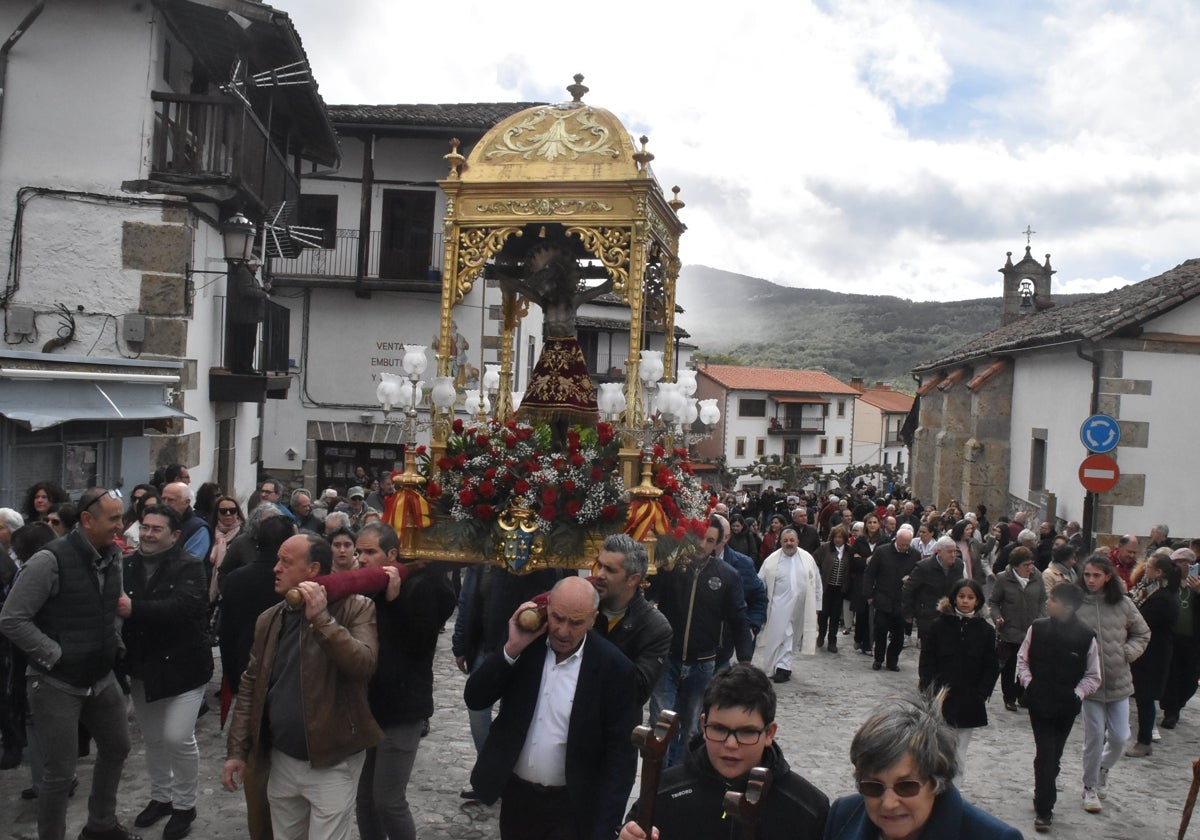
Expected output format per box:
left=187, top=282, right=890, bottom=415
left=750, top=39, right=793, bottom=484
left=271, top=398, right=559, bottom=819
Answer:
left=0, top=469, right=1196, bottom=840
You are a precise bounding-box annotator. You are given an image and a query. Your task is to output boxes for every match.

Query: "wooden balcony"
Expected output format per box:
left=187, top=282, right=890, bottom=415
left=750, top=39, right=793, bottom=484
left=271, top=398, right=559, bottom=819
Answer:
left=271, top=229, right=444, bottom=282
left=149, top=92, right=299, bottom=212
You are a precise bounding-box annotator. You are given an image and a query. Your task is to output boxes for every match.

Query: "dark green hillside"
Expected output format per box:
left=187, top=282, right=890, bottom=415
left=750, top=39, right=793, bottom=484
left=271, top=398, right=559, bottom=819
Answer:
left=676, top=265, right=1094, bottom=388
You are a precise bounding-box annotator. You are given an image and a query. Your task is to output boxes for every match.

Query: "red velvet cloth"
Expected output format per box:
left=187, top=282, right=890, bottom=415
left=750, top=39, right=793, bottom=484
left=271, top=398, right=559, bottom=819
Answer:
left=515, top=335, right=599, bottom=427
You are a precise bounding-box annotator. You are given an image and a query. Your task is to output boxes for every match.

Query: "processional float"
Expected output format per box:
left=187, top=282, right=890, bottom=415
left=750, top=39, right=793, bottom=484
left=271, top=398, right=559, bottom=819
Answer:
left=374, top=75, right=721, bottom=575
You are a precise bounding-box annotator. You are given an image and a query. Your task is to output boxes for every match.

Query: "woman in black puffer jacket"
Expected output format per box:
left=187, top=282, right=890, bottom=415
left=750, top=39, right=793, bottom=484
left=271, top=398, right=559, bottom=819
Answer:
left=918, top=578, right=1000, bottom=785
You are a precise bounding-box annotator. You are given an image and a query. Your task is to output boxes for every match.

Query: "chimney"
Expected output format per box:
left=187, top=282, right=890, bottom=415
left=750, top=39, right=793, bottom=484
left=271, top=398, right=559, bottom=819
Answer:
left=850, top=377, right=865, bottom=392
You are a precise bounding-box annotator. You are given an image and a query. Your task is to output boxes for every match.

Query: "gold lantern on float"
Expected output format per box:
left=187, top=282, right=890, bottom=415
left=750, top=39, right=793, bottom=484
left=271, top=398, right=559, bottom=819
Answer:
left=397, top=75, right=694, bottom=570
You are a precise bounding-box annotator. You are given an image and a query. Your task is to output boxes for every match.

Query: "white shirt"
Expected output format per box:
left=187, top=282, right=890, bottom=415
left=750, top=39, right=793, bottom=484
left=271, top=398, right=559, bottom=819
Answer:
left=512, top=636, right=586, bottom=786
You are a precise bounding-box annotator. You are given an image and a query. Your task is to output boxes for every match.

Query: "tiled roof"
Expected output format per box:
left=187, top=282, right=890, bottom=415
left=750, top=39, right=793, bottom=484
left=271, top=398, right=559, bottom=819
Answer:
left=915, top=258, right=1200, bottom=372
left=858, top=386, right=914, bottom=414
left=326, top=103, right=543, bottom=129
left=697, top=365, right=859, bottom=395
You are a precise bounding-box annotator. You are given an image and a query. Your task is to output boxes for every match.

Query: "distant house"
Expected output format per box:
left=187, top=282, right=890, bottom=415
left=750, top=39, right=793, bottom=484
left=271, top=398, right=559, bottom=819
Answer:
left=0, top=0, right=337, bottom=505
left=850, top=380, right=913, bottom=479
left=911, top=251, right=1200, bottom=545
left=694, top=364, right=859, bottom=487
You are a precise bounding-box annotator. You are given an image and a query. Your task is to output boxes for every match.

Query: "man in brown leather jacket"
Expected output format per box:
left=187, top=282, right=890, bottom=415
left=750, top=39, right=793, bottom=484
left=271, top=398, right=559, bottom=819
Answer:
left=221, top=534, right=382, bottom=840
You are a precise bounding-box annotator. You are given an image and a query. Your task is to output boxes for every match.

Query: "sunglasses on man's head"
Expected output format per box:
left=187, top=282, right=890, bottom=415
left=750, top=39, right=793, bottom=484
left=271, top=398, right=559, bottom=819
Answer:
left=80, top=488, right=123, bottom=513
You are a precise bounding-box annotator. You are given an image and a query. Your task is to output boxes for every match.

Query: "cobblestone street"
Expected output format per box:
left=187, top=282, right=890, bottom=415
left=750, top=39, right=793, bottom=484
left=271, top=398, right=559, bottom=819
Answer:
left=2, top=619, right=1196, bottom=840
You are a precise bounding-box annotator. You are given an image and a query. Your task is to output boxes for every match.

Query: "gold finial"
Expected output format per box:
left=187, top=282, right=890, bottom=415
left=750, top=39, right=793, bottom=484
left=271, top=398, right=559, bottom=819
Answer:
left=538, top=225, right=547, bottom=238
left=633, top=135, right=655, bottom=176
left=444, top=137, right=465, bottom=179
left=668, top=185, right=685, bottom=212
left=567, top=73, right=589, bottom=103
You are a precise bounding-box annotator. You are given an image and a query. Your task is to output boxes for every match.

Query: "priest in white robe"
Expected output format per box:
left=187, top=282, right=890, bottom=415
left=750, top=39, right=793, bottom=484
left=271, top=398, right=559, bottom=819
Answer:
left=754, top=526, right=823, bottom=683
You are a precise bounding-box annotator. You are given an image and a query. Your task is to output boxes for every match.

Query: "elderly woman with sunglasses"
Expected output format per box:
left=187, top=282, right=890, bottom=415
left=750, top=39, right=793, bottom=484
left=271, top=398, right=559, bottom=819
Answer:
left=824, top=692, right=1021, bottom=840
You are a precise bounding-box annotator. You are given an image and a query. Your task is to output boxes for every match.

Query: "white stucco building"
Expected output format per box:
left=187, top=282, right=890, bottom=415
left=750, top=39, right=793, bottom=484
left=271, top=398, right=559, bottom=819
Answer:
left=694, top=364, right=859, bottom=489
left=911, top=251, right=1200, bottom=546
left=850, top=380, right=913, bottom=479
left=0, top=0, right=338, bottom=506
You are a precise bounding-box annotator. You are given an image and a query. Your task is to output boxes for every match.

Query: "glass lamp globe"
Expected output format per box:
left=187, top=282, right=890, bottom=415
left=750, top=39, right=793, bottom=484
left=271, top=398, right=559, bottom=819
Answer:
left=639, top=350, right=664, bottom=385
left=431, top=376, right=457, bottom=410
left=402, top=345, right=429, bottom=377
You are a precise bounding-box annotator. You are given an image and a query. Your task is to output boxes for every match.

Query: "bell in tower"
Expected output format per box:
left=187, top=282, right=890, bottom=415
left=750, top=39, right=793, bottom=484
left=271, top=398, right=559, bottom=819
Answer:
left=999, top=227, right=1055, bottom=325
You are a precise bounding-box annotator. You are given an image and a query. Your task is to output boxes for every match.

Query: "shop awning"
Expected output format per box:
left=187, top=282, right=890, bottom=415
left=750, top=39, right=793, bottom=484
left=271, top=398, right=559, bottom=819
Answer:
left=0, top=380, right=194, bottom=431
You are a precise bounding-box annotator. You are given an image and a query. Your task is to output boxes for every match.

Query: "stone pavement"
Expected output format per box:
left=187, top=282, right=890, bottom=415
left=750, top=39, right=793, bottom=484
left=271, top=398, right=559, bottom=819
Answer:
left=2, top=620, right=1198, bottom=840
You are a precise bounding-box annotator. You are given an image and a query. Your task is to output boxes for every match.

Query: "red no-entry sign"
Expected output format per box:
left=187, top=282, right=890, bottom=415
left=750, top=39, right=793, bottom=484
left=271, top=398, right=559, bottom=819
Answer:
left=1079, top=454, right=1120, bottom=493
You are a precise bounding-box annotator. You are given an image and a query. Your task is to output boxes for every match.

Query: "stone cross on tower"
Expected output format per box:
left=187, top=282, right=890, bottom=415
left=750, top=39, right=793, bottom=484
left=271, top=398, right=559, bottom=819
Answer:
left=1022, top=225, right=1036, bottom=246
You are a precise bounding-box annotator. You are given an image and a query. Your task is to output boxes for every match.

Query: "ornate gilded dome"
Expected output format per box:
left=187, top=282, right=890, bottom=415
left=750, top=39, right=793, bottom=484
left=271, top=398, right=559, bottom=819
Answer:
left=462, top=75, right=650, bottom=183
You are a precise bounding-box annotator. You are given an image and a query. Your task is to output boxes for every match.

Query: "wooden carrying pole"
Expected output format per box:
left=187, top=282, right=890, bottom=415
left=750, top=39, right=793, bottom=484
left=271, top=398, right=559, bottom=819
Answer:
left=723, top=766, right=773, bottom=840
left=1180, top=758, right=1200, bottom=840
left=631, top=710, right=679, bottom=836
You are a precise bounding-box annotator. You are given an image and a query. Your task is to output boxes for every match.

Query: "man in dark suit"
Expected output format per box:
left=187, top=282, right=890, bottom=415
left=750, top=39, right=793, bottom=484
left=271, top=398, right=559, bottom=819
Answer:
left=790, top=507, right=820, bottom=554
left=465, top=576, right=639, bottom=840
left=864, top=529, right=919, bottom=672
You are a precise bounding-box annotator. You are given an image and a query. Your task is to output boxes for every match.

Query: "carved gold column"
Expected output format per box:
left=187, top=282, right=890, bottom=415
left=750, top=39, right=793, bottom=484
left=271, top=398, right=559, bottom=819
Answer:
left=623, top=226, right=646, bottom=423
left=661, top=253, right=681, bottom=379
left=496, top=288, right=523, bottom=422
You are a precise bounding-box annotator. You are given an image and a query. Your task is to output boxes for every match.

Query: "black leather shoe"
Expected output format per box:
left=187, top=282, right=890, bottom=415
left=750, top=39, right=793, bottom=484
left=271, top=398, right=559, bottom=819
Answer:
left=78, top=823, right=143, bottom=840
left=1004, top=701, right=1019, bottom=712
left=134, top=800, right=173, bottom=828
left=1162, top=713, right=1179, bottom=729
left=872, top=661, right=883, bottom=671
left=771, top=669, right=791, bottom=683
left=163, top=808, right=196, bottom=840
left=886, top=664, right=900, bottom=672
left=827, top=639, right=839, bottom=653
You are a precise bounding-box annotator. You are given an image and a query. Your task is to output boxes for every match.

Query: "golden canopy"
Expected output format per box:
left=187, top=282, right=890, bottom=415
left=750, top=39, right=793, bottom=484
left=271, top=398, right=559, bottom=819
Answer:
left=434, top=75, right=686, bottom=431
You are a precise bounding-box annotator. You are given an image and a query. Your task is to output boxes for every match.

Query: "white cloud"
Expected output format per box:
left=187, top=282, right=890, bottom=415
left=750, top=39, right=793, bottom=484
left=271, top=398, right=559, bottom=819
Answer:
left=280, top=0, right=1200, bottom=301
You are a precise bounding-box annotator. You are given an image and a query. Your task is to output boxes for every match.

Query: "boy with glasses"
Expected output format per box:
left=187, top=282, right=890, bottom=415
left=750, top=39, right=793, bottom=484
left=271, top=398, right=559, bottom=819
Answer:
left=619, top=663, right=829, bottom=839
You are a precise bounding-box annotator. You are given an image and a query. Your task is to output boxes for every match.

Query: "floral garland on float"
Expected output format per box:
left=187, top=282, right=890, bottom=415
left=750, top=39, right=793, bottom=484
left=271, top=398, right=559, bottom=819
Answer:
left=419, top=417, right=717, bottom=572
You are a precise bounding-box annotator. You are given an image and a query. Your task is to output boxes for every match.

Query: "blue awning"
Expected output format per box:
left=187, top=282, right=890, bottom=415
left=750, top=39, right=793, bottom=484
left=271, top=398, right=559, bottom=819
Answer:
left=0, top=380, right=194, bottom=431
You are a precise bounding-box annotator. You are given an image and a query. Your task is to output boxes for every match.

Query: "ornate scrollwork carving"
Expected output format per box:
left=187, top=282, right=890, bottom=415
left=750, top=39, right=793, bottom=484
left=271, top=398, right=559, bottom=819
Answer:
left=475, top=198, right=614, bottom=216
left=566, top=226, right=631, bottom=294
left=455, top=227, right=522, bottom=302
left=484, top=107, right=621, bottom=163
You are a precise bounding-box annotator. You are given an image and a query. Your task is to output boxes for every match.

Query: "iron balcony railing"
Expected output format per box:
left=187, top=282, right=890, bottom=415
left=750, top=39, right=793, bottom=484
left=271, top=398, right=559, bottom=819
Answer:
left=150, top=92, right=299, bottom=211
left=768, top=415, right=826, bottom=434
left=271, top=229, right=444, bottom=282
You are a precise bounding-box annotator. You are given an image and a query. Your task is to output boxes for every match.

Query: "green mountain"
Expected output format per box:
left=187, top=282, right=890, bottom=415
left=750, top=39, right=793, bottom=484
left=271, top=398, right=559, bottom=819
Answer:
left=675, top=265, right=1092, bottom=390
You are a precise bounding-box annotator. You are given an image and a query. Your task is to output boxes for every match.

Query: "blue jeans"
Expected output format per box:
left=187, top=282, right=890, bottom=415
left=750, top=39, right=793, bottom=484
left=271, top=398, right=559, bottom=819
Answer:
left=650, top=657, right=715, bottom=767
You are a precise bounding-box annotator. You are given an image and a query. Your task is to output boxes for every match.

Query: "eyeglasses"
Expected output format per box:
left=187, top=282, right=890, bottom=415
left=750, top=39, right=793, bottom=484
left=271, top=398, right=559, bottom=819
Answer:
left=218, top=507, right=239, bottom=516
left=701, top=723, right=767, bottom=746
left=80, top=488, right=123, bottom=513
left=856, top=779, right=927, bottom=799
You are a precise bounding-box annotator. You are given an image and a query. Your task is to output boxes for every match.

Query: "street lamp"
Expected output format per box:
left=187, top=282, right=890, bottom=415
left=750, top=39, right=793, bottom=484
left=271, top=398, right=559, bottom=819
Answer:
left=221, top=212, right=256, bottom=263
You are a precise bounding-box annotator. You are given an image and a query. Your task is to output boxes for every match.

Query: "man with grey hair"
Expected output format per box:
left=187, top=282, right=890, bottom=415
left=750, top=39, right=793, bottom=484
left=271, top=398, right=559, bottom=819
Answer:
left=1146, top=524, right=1170, bottom=558
left=995, top=528, right=1038, bottom=576
left=161, top=483, right=211, bottom=576
left=591, top=534, right=672, bottom=707
left=324, top=511, right=352, bottom=536
left=903, top=536, right=965, bottom=644
left=289, top=491, right=321, bottom=533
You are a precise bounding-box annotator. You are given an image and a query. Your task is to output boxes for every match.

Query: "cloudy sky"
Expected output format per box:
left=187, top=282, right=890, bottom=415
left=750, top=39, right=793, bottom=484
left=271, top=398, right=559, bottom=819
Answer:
left=283, top=0, right=1198, bottom=302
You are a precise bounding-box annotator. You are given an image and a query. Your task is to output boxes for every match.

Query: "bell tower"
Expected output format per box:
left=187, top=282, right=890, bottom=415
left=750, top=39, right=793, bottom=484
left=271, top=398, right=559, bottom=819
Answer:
left=1000, top=228, right=1054, bottom=325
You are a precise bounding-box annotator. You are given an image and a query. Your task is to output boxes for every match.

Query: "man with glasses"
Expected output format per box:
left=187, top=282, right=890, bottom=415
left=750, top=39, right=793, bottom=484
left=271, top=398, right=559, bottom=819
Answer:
left=288, top=491, right=320, bottom=533
left=0, top=488, right=142, bottom=840
left=618, top=663, right=829, bottom=840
